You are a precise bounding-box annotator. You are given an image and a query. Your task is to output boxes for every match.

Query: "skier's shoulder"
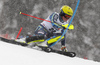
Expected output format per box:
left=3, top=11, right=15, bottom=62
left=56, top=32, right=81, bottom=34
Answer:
left=51, top=12, right=59, bottom=17
left=49, top=12, right=59, bottom=20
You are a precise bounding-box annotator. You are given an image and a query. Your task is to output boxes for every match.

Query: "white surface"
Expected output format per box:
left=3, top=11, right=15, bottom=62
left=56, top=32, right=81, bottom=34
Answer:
left=0, top=41, right=100, bottom=65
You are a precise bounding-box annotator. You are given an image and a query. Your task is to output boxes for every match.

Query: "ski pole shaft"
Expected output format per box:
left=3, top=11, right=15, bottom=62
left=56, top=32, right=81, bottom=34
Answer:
left=20, top=12, right=51, bottom=23
left=16, top=27, right=23, bottom=40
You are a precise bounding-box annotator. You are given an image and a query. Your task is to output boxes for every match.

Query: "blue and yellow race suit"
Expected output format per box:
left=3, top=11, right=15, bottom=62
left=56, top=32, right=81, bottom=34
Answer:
left=34, top=12, right=73, bottom=47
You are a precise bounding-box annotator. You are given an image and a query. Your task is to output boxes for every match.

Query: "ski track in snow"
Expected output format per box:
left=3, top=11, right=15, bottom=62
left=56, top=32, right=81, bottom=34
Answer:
left=0, top=41, right=100, bottom=65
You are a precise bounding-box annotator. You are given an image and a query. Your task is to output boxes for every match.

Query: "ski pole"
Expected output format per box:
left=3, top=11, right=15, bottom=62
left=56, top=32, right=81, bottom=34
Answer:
left=19, top=12, right=51, bottom=23
left=49, top=0, right=80, bottom=47
left=16, top=27, right=23, bottom=40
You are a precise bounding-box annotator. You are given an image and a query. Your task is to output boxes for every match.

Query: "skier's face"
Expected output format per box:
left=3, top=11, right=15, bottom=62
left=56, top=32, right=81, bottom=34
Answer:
left=62, top=14, right=71, bottom=22
left=62, top=16, right=68, bottom=21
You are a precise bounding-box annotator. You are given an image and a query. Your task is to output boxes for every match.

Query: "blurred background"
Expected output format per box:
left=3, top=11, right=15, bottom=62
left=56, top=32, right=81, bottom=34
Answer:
left=0, top=0, right=100, bottom=62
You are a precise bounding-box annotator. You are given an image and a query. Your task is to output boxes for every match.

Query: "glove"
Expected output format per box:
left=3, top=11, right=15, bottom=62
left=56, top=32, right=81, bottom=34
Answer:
left=62, top=24, right=74, bottom=30
left=46, top=32, right=54, bottom=38
left=61, top=46, right=68, bottom=52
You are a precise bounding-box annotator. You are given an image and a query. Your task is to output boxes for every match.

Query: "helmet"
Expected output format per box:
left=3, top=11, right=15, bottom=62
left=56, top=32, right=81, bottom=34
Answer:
left=60, top=5, right=73, bottom=17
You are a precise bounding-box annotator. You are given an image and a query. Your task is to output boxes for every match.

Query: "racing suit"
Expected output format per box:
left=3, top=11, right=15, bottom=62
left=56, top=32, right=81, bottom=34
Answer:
left=33, top=12, right=69, bottom=47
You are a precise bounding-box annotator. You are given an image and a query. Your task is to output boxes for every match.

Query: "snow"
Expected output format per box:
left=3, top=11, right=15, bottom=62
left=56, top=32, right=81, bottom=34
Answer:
left=0, top=41, right=100, bottom=65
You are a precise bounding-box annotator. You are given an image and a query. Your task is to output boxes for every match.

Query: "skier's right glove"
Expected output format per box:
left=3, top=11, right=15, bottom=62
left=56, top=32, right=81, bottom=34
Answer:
left=62, top=24, right=74, bottom=30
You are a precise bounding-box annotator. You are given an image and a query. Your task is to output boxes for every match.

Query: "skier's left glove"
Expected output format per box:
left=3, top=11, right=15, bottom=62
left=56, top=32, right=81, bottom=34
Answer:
left=46, top=32, right=54, bottom=38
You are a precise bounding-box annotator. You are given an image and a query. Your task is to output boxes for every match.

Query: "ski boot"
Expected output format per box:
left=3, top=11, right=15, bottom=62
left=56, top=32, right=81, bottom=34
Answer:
left=61, top=45, right=68, bottom=52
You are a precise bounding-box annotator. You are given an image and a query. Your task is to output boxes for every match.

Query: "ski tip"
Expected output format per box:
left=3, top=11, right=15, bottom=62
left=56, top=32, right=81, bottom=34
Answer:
left=19, top=12, right=22, bottom=14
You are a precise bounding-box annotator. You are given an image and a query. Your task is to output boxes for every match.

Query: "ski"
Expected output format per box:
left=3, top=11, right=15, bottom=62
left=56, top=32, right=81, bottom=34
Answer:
left=38, top=46, right=76, bottom=57
left=0, top=37, right=28, bottom=46
left=0, top=37, right=76, bottom=57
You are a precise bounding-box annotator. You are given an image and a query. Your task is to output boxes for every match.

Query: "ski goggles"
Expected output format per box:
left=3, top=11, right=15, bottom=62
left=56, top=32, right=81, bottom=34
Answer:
left=60, top=9, right=71, bottom=19
left=64, top=14, right=71, bottom=19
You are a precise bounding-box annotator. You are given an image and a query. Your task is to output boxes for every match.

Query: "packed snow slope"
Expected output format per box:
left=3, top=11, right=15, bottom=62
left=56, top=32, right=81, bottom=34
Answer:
left=0, top=41, right=100, bottom=65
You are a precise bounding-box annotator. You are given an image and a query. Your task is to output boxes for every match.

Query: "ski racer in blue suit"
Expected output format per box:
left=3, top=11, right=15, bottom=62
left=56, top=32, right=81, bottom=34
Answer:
left=26, top=5, right=74, bottom=52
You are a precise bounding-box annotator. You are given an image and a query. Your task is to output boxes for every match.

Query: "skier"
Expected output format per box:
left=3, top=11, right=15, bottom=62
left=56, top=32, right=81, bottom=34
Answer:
left=25, top=5, right=74, bottom=52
